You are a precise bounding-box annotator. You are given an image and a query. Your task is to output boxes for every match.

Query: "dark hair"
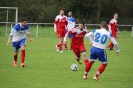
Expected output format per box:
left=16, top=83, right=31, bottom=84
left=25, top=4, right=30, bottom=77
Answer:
left=114, top=13, right=118, bottom=16
left=60, top=9, right=65, bottom=12
left=100, top=21, right=107, bottom=28
left=79, top=21, right=84, bottom=25
left=68, top=11, right=72, bottom=13
left=20, top=17, right=28, bottom=22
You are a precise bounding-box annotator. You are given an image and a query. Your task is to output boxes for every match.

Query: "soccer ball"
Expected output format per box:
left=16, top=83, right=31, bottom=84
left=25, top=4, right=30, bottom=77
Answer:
left=71, top=64, right=78, bottom=71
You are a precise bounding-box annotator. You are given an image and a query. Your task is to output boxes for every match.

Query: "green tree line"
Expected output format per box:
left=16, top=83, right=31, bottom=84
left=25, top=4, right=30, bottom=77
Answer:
left=0, top=0, right=133, bottom=24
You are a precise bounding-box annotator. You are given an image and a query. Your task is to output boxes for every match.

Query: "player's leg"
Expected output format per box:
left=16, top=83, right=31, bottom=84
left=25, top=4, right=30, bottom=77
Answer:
left=62, top=30, right=68, bottom=50
left=83, top=61, right=95, bottom=79
left=56, top=38, right=62, bottom=52
left=20, top=38, right=26, bottom=67
left=56, top=31, right=63, bottom=52
left=68, top=34, right=73, bottom=50
left=94, top=49, right=108, bottom=81
left=108, top=32, right=116, bottom=50
left=12, top=42, right=20, bottom=67
left=72, top=47, right=82, bottom=64
left=81, top=52, right=88, bottom=64
left=21, top=45, right=26, bottom=67
left=108, top=42, right=114, bottom=50
left=80, top=43, right=88, bottom=64
left=83, top=47, right=97, bottom=79
left=111, top=34, right=117, bottom=49
left=13, top=51, right=18, bottom=66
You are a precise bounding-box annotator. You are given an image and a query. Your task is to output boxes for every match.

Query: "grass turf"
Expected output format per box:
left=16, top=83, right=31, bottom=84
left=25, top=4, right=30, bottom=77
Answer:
left=0, top=26, right=133, bottom=88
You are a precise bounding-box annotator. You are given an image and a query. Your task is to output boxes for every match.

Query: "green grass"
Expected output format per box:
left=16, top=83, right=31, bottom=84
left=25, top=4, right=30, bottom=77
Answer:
left=0, top=26, right=133, bottom=88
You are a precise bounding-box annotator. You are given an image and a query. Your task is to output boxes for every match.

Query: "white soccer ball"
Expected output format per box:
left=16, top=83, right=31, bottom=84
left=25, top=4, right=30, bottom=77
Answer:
left=71, top=64, right=78, bottom=71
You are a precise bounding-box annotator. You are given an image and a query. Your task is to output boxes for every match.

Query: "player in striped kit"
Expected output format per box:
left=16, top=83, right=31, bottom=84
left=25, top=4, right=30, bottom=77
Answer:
left=7, top=17, right=34, bottom=67
left=83, top=21, right=120, bottom=81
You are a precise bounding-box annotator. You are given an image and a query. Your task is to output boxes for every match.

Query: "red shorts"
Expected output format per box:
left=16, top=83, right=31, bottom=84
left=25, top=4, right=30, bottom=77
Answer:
left=112, top=31, right=117, bottom=39
left=72, top=43, right=86, bottom=57
left=57, top=30, right=66, bottom=38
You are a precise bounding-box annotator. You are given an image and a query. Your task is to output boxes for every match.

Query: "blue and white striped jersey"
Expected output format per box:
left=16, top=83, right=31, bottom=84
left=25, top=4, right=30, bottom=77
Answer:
left=67, top=17, right=76, bottom=30
left=10, top=23, right=30, bottom=42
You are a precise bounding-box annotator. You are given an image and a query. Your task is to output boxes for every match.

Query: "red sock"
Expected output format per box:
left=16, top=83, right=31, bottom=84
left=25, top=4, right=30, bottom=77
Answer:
left=21, top=50, right=25, bottom=63
left=57, top=43, right=62, bottom=51
left=70, top=46, right=72, bottom=50
left=84, top=59, right=88, bottom=64
left=57, top=43, right=60, bottom=47
left=85, top=62, right=93, bottom=73
left=109, top=42, right=114, bottom=49
left=14, top=54, right=17, bottom=62
left=96, top=64, right=107, bottom=77
left=63, top=43, right=67, bottom=48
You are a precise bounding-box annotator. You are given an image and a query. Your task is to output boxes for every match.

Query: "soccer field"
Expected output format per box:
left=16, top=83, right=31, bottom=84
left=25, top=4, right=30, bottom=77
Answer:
left=0, top=26, right=133, bottom=88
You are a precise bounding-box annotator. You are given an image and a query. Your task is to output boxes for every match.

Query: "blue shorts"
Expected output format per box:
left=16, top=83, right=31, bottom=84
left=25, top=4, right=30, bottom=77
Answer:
left=12, top=38, right=26, bottom=51
left=89, top=47, right=107, bottom=64
left=66, top=30, right=73, bottom=38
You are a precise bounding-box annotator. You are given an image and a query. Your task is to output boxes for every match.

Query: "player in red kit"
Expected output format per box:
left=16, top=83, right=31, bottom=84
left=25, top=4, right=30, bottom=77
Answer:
left=108, top=13, right=120, bottom=50
left=54, top=9, right=68, bottom=53
left=64, top=22, right=88, bottom=64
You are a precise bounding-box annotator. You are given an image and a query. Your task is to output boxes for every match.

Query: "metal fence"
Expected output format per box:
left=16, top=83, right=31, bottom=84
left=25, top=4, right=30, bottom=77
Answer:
left=0, top=22, right=133, bottom=38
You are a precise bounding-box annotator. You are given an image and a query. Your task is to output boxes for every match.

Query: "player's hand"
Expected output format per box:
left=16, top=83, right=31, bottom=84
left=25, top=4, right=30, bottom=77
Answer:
left=6, top=40, right=11, bottom=45
left=90, top=42, right=93, bottom=46
left=117, top=31, right=120, bottom=35
left=54, top=30, right=57, bottom=34
left=116, top=52, right=120, bottom=56
left=30, top=38, right=34, bottom=42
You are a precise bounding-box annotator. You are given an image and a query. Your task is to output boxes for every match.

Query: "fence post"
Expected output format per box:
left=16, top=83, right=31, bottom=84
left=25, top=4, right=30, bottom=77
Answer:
left=36, top=24, right=38, bottom=37
left=11, top=24, right=12, bottom=31
left=131, top=26, right=133, bottom=38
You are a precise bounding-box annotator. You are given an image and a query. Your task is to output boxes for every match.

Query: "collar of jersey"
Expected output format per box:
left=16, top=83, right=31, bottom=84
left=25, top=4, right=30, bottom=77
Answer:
left=59, top=15, right=64, bottom=17
left=68, top=17, right=72, bottom=18
left=20, top=23, right=25, bottom=28
left=101, top=28, right=106, bottom=30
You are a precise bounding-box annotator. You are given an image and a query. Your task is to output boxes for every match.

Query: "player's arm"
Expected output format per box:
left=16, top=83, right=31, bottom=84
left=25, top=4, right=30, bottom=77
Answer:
left=54, top=16, right=58, bottom=33
left=64, top=30, right=73, bottom=42
left=72, top=18, right=76, bottom=28
left=109, top=33, right=120, bottom=55
left=65, top=17, right=68, bottom=30
left=108, top=24, right=112, bottom=33
left=26, top=27, right=34, bottom=42
left=117, top=27, right=120, bottom=34
left=7, top=36, right=12, bottom=45
left=85, top=30, right=95, bottom=42
left=7, top=28, right=16, bottom=45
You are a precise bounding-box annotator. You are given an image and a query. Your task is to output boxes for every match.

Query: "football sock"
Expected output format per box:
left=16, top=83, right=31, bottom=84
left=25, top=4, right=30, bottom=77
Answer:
left=70, top=45, right=72, bottom=50
left=84, top=59, right=88, bottom=64
left=109, top=42, right=114, bottom=49
left=59, top=43, right=62, bottom=51
left=14, top=54, right=17, bottom=62
left=63, top=43, right=67, bottom=48
left=57, top=43, right=62, bottom=51
left=57, top=43, right=60, bottom=47
left=96, top=64, right=107, bottom=77
left=21, top=50, right=25, bottom=63
left=85, top=62, right=93, bottom=74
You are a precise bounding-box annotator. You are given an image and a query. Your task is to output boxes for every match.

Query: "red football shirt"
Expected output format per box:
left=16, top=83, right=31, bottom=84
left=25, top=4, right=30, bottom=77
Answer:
left=109, top=19, right=118, bottom=32
left=68, top=27, right=88, bottom=48
left=54, top=15, right=68, bottom=31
